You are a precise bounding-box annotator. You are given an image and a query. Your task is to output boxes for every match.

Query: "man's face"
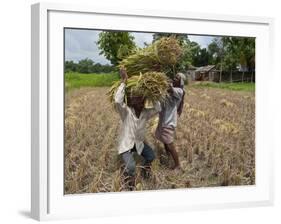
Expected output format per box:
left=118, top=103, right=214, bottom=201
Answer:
left=173, top=75, right=181, bottom=88
left=127, top=96, right=145, bottom=113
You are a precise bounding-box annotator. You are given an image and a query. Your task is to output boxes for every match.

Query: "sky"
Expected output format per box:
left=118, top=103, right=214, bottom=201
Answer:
left=64, top=29, right=214, bottom=65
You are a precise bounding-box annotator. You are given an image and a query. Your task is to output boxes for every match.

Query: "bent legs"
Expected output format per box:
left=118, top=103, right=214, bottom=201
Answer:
left=121, top=143, right=156, bottom=189
left=121, top=151, right=136, bottom=190
left=141, top=143, right=155, bottom=178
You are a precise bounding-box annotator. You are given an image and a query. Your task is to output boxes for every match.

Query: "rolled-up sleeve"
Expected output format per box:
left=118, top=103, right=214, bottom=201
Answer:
left=114, top=83, right=127, bottom=120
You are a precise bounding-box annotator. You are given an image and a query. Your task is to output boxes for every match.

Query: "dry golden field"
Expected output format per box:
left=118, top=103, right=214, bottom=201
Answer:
left=64, top=86, right=255, bottom=194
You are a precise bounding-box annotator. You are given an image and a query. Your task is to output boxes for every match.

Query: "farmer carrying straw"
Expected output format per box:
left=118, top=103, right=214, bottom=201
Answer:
left=114, top=67, right=161, bottom=190
left=155, top=73, right=186, bottom=170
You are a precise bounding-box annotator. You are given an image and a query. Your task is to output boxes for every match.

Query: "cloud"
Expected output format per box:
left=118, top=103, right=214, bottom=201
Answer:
left=65, top=29, right=155, bottom=64
left=188, top=35, right=214, bottom=48
left=65, top=29, right=110, bottom=64
left=131, top=32, right=153, bottom=48
left=64, top=29, right=215, bottom=64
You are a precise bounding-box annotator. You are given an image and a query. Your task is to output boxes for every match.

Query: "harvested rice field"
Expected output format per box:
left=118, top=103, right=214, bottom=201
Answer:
left=64, top=85, right=255, bottom=194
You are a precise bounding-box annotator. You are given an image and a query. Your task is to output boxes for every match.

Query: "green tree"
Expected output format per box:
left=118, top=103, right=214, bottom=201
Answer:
left=207, top=36, right=255, bottom=82
left=227, top=37, right=255, bottom=82
left=221, top=37, right=255, bottom=71
left=178, top=40, right=201, bottom=69
left=65, top=60, right=78, bottom=73
left=189, top=41, right=201, bottom=65
left=97, top=31, right=136, bottom=65
left=192, top=48, right=212, bottom=67
left=208, top=37, right=225, bottom=82
left=208, top=38, right=224, bottom=65
left=77, top=58, right=94, bottom=73
left=233, top=37, right=255, bottom=72
left=174, top=37, right=195, bottom=72
left=64, top=59, right=115, bottom=74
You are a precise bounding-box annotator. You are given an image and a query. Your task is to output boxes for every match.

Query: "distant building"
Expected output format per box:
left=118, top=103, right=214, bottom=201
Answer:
left=185, top=65, right=197, bottom=82
left=194, top=65, right=216, bottom=81
left=185, top=64, right=255, bottom=83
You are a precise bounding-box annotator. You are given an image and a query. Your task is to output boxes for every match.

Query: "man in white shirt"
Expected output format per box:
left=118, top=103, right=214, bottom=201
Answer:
left=114, top=67, right=161, bottom=190
left=155, top=73, right=185, bottom=170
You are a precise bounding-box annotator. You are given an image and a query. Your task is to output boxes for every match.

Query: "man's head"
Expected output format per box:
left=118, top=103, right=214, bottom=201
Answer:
left=127, top=95, right=145, bottom=113
left=173, top=73, right=186, bottom=88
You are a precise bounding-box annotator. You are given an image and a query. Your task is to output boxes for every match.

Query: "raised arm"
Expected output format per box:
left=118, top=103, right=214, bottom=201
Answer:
left=170, top=73, right=185, bottom=100
left=114, top=82, right=126, bottom=105
left=114, top=67, right=128, bottom=119
left=171, top=87, right=184, bottom=100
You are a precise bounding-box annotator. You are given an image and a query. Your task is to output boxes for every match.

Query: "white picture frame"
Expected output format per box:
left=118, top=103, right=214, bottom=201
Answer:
left=31, top=2, right=274, bottom=221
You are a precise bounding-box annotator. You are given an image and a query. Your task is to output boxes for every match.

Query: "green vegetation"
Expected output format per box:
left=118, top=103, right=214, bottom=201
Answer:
left=208, top=37, right=255, bottom=75
left=65, top=72, right=119, bottom=91
left=65, top=59, right=115, bottom=74
left=192, top=82, right=255, bottom=92
left=97, top=31, right=136, bottom=65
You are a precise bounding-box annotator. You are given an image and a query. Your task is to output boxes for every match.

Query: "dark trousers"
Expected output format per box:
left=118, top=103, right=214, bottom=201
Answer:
left=121, top=143, right=155, bottom=176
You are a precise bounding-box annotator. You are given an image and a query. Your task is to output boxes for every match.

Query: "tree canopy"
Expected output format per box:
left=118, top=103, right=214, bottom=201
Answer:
left=97, top=31, right=136, bottom=65
left=207, top=36, right=255, bottom=72
left=65, top=59, right=114, bottom=74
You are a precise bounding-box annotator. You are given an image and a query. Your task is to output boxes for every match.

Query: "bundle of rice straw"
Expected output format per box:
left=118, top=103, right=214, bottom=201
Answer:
left=107, top=72, right=170, bottom=105
left=118, top=44, right=160, bottom=77
left=156, top=37, right=183, bottom=65
left=118, top=37, right=183, bottom=78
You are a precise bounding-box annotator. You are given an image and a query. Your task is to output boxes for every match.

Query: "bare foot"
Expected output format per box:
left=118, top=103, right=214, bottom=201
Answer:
left=171, top=165, right=183, bottom=173
left=171, top=164, right=181, bottom=170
